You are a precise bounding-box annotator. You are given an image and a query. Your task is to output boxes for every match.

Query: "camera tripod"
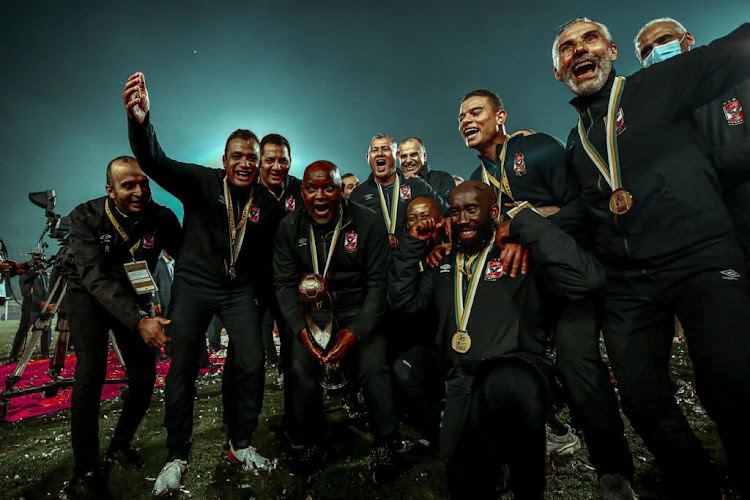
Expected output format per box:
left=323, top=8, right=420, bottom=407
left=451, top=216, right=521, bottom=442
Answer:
left=0, top=256, right=128, bottom=420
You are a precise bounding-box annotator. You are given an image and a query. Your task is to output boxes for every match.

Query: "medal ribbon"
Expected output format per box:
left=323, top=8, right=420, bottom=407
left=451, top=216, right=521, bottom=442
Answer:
left=576, top=75, right=627, bottom=192
left=104, top=199, right=140, bottom=256
left=453, top=239, right=494, bottom=332
left=223, top=177, right=254, bottom=273
left=308, top=213, right=343, bottom=279
left=376, top=175, right=400, bottom=235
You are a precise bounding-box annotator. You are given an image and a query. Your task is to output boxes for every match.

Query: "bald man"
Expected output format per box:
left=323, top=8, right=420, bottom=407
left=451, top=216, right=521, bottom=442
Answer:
left=389, top=181, right=605, bottom=498
left=398, top=137, right=456, bottom=202
left=273, top=161, right=400, bottom=483
left=635, top=18, right=750, bottom=271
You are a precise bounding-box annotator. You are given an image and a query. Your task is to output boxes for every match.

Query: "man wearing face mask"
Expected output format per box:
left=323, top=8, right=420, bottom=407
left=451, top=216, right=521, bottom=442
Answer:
left=123, top=72, right=270, bottom=495
left=398, top=137, right=456, bottom=202
left=274, top=161, right=400, bottom=483
left=635, top=18, right=750, bottom=270
left=552, top=18, right=750, bottom=498
left=350, top=134, right=448, bottom=248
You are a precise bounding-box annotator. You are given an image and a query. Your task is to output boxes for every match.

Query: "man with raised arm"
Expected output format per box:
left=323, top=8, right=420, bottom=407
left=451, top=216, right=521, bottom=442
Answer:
left=123, top=72, right=269, bottom=495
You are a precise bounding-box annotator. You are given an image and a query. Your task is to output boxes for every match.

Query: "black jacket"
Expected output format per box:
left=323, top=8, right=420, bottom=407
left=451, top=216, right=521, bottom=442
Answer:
left=65, top=196, right=181, bottom=330
left=19, top=272, right=48, bottom=313
left=129, top=116, right=268, bottom=288
left=565, top=24, right=750, bottom=265
left=274, top=200, right=391, bottom=341
left=694, top=78, right=750, bottom=182
left=254, top=175, right=304, bottom=291
left=152, top=256, right=174, bottom=314
left=388, top=208, right=605, bottom=457
left=470, top=132, right=589, bottom=245
left=418, top=164, right=456, bottom=203
left=349, top=170, right=449, bottom=237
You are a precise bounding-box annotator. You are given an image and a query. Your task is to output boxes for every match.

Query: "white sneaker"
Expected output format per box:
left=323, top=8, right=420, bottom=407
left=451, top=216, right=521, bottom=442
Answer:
left=152, top=459, right=187, bottom=496
left=228, top=442, right=270, bottom=471
left=546, top=424, right=581, bottom=456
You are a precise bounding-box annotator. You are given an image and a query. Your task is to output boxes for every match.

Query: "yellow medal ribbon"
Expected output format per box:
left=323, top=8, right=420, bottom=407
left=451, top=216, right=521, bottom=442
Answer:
left=104, top=199, right=140, bottom=256
left=376, top=174, right=400, bottom=235
left=576, top=75, right=627, bottom=193
left=453, top=239, right=494, bottom=334
left=309, top=213, right=343, bottom=279
left=223, top=177, right=254, bottom=278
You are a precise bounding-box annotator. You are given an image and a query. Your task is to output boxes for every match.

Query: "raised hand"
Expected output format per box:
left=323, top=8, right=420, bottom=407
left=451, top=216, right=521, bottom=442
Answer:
left=123, top=72, right=150, bottom=124
left=409, top=217, right=444, bottom=242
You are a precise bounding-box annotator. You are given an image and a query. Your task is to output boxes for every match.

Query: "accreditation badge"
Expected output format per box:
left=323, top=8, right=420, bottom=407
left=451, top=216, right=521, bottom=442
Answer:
left=123, top=261, right=158, bottom=295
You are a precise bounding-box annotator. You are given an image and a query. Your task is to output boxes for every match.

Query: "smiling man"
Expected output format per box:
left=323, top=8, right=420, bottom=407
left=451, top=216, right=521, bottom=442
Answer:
left=635, top=18, right=750, bottom=271
left=350, top=134, right=447, bottom=248
left=273, top=160, right=400, bottom=482
left=59, top=156, right=182, bottom=499
left=123, top=72, right=270, bottom=494
left=398, top=137, right=455, bottom=202
left=553, top=18, right=750, bottom=498
left=389, top=181, right=606, bottom=499
left=341, top=172, right=360, bottom=199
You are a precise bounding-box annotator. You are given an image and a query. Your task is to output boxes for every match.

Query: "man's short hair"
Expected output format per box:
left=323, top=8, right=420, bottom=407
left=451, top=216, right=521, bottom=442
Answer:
left=551, top=17, right=614, bottom=71
left=633, top=18, right=687, bottom=61
left=106, top=155, right=139, bottom=185
left=260, top=133, right=291, bottom=156
left=368, top=133, right=397, bottom=154
left=461, top=89, right=504, bottom=112
left=224, top=129, right=259, bottom=154
left=341, top=172, right=357, bottom=180
left=399, top=136, right=427, bottom=155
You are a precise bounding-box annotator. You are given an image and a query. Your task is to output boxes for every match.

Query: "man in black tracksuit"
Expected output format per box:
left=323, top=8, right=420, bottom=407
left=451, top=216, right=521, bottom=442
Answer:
left=60, top=156, right=181, bottom=499
left=9, top=258, right=51, bottom=361
left=389, top=181, right=606, bottom=499
left=350, top=133, right=448, bottom=247
left=461, top=89, right=633, bottom=490
left=274, top=161, right=400, bottom=482
left=635, top=18, right=750, bottom=270
left=398, top=137, right=456, bottom=202
left=553, top=19, right=750, bottom=497
left=124, top=72, right=270, bottom=494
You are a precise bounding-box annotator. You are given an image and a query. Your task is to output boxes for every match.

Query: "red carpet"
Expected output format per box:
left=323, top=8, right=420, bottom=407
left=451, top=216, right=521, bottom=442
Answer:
left=0, top=351, right=224, bottom=422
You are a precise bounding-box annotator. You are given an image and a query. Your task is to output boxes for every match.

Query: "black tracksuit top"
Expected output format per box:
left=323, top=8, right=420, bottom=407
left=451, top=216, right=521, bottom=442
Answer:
left=273, top=200, right=390, bottom=341
left=129, top=116, right=278, bottom=288
left=65, top=196, right=182, bottom=330
left=418, top=164, right=456, bottom=203
left=565, top=23, right=750, bottom=265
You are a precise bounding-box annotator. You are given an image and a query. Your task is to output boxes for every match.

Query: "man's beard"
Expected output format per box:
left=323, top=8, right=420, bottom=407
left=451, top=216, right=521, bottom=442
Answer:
left=563, top=51, right=613, bottom=97
left=454, top=216, right=495, bottom=255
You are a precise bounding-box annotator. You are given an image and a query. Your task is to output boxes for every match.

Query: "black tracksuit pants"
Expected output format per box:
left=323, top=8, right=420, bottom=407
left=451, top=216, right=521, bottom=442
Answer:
left=10, top=306, right=50, bottom=359
left=67, top=290, right=156, bottom=475
left=602, top=235, right=750, bottom=498
left=553, top=298, right=633, bottom=479
left=392, top=344, right=443, bottom=443
left=446, top=358, right=548, bottom=500
left=288, top=321, right=399, bottom=447
left=164, top=280, right=264, bottom=458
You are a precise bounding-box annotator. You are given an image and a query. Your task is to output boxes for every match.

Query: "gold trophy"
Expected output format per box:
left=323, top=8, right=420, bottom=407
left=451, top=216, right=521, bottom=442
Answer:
left=298, top=273, right=347, bottom=391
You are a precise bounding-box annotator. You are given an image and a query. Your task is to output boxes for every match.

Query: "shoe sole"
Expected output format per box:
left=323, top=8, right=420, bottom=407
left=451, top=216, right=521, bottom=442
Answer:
left=547, top=438, right=582, bottom=456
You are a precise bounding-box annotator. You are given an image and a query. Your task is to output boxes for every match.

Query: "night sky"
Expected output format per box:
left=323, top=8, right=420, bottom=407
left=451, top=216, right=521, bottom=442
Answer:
left=1, top=0, right=746, bottom=259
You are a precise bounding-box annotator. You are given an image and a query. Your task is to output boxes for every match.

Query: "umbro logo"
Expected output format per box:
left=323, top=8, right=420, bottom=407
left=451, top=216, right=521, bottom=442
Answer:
left=298, top=238, right=308, bottom=247
left=720, top=269, right=742, bottom=281
left=364, top=193, right=374, bottom=201
left=218, top=195, right=225, bottom=205
left=439, top=263, right=451, bottom=273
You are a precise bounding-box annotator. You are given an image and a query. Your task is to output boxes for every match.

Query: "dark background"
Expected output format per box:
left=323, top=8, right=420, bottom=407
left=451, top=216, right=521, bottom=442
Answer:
left=1, top=0, right=745, bottom=258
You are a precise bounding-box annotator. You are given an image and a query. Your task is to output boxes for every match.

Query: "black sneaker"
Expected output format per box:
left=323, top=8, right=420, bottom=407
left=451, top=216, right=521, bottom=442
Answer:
left=105, top=445, right=145, bottom=470
left=293, top=445, right=327, bottom=475
left=59, top=469, right=112, bottom=500
left=371, top=442, right=401, bottom=485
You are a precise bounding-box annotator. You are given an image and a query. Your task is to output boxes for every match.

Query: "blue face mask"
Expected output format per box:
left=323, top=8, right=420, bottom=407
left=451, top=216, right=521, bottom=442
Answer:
left=642, top=36, right=686, bottom=68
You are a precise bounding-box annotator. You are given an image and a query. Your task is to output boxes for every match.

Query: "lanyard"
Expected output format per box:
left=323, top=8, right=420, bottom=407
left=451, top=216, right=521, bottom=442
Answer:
left=223, top=177, right=254, bottom=278
left=480, top=137, right=515, bottom=206
left=576, top=76, right=627, bottom=193
left=376, top=175, right=400, bottom=235
left=453, top=240, right=494, bottom=332
left=104, top=199, right=140, bottom=257
left=309, top=213, right=343, bottom=279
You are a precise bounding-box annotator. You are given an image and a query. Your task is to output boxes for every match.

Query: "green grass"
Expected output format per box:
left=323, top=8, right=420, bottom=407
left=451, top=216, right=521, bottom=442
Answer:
left=0, top=321, right=727, bottom=499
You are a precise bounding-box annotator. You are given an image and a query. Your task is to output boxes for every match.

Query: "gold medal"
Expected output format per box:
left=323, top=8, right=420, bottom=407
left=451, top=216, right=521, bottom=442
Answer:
left=451, top=330, right=472, bottom=354
left=609, top=188, right=633, bottom=215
